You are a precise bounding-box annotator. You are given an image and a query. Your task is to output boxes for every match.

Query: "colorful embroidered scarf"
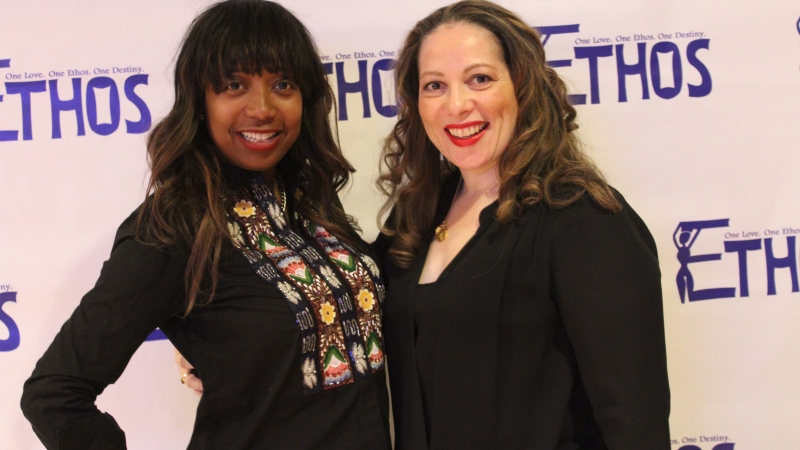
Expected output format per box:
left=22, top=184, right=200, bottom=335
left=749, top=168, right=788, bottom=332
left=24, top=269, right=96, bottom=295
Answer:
left=226, top=173, right=385, bottom=394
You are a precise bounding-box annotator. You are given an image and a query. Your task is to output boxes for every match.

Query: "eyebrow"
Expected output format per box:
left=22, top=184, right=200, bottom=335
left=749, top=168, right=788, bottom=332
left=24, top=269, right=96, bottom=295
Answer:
left=419, top=63, right=497, bottom=78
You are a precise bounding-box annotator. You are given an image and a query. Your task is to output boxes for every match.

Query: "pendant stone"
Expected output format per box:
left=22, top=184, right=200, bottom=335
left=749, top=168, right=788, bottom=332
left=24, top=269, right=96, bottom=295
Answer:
left=435, top=224, right=448, bottom=242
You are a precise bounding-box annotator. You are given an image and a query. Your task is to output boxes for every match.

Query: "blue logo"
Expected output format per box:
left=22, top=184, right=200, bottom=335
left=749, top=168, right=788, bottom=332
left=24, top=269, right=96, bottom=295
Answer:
left=674, top=219, right=799, bottom=303
left=327, top=23, right=712, bottom=120
left=536, top=25, right=712, bottom=105
left=0, top=59, right=151, bottom=141
left=321, top=57, right=398, bottom=121
left=0, top=289, right=20, bottom=352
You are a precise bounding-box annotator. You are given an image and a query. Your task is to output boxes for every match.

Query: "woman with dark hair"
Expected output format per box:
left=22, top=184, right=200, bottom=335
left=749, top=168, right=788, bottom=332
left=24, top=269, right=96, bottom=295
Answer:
left=376, top=1, right=670, bottom=448
left=21, top=1, right=391, bottom=448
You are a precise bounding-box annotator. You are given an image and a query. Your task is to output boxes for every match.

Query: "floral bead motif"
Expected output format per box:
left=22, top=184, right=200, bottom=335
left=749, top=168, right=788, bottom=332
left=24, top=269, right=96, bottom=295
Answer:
left=233, top=199, right=255, bottom=217
left=320, top=301, right=337, bottom=325
left=358, top=289, right=375, bottom=312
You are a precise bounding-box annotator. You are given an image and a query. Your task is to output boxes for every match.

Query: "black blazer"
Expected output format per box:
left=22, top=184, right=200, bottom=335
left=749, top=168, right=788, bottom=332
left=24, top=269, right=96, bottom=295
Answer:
left=377, top=180, right=670, bottom=450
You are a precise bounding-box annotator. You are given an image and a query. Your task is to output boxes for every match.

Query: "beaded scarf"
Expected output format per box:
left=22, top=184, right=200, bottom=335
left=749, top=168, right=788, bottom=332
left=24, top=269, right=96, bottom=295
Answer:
left=225, top=174, right=385, bottom=394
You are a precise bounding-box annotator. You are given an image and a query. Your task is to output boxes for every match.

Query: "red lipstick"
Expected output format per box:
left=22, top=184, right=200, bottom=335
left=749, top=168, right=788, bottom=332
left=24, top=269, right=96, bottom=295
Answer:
left=444, top=121, right=488, bottom=147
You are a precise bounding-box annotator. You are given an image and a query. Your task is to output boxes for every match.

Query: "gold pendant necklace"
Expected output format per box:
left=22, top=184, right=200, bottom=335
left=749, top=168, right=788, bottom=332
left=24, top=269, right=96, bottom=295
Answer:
left=434, top=223, right=449, bottom=242
left=435, top=179, right=499, bottom=242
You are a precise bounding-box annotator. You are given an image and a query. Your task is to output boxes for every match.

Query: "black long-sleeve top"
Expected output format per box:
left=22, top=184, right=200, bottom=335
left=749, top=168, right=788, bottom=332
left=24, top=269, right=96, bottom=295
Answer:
left=377, top=177, right=671, bottom=449
left=21, top=208, right=392, bottom=450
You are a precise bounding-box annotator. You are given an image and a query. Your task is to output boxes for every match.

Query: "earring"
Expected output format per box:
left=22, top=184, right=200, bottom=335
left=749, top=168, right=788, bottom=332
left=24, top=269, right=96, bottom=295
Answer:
left=198, top=114, right=204, bottom=121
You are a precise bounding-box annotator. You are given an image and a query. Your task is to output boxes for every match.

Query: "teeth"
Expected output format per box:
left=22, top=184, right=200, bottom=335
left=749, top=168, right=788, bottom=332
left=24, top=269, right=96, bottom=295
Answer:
left=241, top=131, right=280, bottom=142
left=447, top=123, right=487, bottom=138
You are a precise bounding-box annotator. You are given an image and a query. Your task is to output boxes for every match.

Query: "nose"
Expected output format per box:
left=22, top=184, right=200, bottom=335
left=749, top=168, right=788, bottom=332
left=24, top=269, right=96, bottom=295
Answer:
left=245, top=84, right=277, bottom=122
left=447, top=84, right=473, bottom=117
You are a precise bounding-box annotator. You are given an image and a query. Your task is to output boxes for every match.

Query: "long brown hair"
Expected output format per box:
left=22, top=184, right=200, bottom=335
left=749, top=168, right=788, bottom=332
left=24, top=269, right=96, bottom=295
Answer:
left=378, top=0, right=621, bottom=268
left=135, top=0, right=358, bottom=314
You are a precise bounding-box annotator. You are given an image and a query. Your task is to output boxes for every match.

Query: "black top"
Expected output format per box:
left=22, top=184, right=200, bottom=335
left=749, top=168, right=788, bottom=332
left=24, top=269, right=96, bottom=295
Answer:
left=412, top=283, right=436, bottom=442
left=377, top=177, right=671, bottom=450
left=21, top=207, right=392, bottom=449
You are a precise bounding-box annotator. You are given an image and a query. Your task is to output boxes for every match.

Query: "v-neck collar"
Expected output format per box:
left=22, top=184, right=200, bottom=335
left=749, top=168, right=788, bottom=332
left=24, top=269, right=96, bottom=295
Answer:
left=420, top=172, right=500, bottom=285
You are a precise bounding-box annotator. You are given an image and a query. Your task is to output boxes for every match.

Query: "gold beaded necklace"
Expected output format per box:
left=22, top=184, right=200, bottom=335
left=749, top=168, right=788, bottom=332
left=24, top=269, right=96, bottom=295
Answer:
left=274, top=171, right=287, bottom=213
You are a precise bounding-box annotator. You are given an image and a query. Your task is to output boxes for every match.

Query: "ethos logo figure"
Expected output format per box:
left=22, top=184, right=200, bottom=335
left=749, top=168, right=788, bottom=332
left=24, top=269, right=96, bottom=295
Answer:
left=674, top=219, right=799, bottom=303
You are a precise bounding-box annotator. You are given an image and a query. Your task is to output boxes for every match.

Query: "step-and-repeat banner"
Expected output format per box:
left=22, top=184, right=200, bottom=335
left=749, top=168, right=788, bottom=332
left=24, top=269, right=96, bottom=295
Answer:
left=1, top=0, right=798, bottom=448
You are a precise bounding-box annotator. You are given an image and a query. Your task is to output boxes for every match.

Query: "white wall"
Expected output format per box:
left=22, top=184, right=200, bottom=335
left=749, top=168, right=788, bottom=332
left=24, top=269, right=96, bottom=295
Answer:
left=1, top=1, right=798, bottom=448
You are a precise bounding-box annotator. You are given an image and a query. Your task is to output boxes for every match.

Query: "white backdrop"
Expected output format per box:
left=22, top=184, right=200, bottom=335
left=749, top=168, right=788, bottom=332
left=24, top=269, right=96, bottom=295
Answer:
left=1, top=1, right=798, bottom=448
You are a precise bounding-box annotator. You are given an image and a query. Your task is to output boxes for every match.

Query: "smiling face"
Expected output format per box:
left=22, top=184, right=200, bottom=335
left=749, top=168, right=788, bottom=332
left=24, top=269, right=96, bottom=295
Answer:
left=204, top=70, right=302, bottom=179
left=417, top=22, right=518, bottom=176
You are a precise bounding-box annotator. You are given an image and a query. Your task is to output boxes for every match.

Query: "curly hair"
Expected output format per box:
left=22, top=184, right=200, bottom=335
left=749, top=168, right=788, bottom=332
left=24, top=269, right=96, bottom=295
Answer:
left=135, top=0, right=358, bottom=314
left=377, top=0, right=621, bottom=268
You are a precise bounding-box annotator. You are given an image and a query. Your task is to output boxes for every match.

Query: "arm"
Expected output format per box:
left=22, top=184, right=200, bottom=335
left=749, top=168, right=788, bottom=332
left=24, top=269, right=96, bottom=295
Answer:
left=550, top=194, right=670, bottom=449
left=20, top=214, right=187, bottom=449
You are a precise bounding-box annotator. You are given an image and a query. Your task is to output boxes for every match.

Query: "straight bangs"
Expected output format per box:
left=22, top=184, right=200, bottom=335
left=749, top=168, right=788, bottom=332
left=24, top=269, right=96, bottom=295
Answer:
left=188, top=0, right=323, bottom=99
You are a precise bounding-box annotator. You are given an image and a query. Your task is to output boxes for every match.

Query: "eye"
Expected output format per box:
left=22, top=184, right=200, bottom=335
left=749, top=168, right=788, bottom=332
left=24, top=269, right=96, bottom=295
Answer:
left=274, top=79, right=296, bottom=92
left=422, top=81, right=445, bottom=94
left=225, top=80, right=243, bottom=91
left=470, top=74, right=494, bottom=88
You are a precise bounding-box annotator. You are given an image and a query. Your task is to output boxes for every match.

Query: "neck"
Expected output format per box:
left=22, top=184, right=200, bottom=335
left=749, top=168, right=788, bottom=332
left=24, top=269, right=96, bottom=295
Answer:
left=459, top=166, right=499, bottom=195
left=262, top=167, right=276, bottom=186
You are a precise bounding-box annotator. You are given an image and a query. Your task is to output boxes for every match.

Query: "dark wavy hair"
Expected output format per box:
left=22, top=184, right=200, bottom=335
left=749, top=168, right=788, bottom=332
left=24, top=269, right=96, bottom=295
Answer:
left=378, top=0, right=621, bottom=268
left=135, top=0, right=358, bottom=314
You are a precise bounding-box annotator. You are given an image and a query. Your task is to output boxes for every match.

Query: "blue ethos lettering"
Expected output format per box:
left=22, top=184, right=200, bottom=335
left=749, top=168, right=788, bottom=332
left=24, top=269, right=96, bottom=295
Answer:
left=764, top=237, right=799, bottom=295
left=534, top=25, right=711, bottom=105
left=0, top=291, right=20, bottom=352
left=0, top=59, right=151, bottom=141
left=321, top=25, right=712, bottom=117
left=536, top=24, right=581, bottom=68
left=323, top=59, right=398, bottom=121
left=535, top=24, right=588, bottom=105
left=675, top=220, right=800, bottom=303
left=573, top=39, right=711, bottom=104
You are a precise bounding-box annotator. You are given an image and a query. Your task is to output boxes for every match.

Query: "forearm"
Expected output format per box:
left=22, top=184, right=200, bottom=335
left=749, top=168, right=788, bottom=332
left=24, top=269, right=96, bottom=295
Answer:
left=22, top=374, right=126, bottom=449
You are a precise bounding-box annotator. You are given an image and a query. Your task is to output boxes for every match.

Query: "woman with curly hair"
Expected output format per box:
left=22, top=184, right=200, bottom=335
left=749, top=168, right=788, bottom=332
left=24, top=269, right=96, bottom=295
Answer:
left=376, top=1, right=670, bottom=448
left=21, top=1, right=391, bottom=448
